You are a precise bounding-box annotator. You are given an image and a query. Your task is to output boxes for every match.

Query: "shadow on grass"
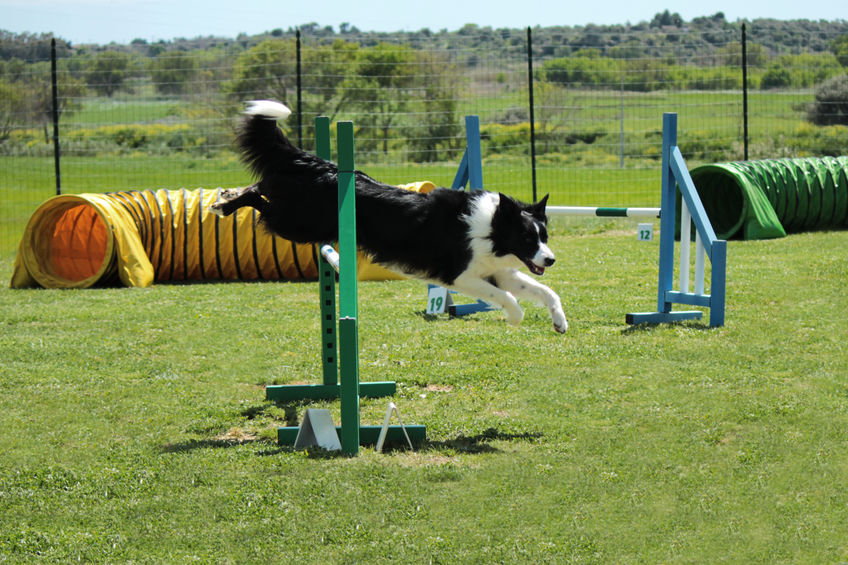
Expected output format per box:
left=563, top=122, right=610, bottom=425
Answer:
left=422, top=427, right=543, bottom=455
left=621, top=320, right=712, bottom=334
left=161, top=436, right=265, bottom=453
left=414, top=310, right=491, bottom=324
left=161, top=401, right=299, bottom=454
left=241, top=401, right=299, bottom=427
left=162, top=399, right=542, bottom=459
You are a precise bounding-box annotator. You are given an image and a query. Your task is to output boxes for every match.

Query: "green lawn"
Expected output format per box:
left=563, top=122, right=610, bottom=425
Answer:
left=1, top=221, right=846, bottom=562
left=66, top=98, right=182, bottom=125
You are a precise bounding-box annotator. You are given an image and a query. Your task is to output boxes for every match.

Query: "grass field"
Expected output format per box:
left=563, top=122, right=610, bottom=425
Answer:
left=1, top=219, right=846, bottom=563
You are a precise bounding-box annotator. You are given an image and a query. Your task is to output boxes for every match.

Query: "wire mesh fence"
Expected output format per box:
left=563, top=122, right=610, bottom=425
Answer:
left=2, top=22, right=847, bottom=255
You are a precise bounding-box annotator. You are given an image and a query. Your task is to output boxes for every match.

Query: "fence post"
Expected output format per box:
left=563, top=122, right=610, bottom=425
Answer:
left=296, top=29, right=303, bottom=149
left=526, top=27, right=538, bottom=203
left=741, top=23, right=749, bottom=161
left=50, top=38, right=61, bottom=195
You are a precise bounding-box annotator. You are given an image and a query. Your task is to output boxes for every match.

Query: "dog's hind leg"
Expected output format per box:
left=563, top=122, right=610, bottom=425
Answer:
left=450, top=274, right=525, bottom=327
left=492, top=269, right=567, bottom=333
left=210, top=184, right=267, bottom=217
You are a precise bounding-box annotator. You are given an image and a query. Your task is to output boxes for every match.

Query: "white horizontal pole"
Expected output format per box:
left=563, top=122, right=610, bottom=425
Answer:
left=546, top=206, right=660, bottom=218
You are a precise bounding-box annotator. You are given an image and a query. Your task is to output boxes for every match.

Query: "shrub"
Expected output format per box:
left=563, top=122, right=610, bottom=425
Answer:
left=808, top=74, right=848, bottom=126
left=760, top=64, right=792, bottom=89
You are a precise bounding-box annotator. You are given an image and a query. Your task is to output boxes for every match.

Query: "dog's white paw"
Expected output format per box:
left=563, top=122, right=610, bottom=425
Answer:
left=504, top=304, right=524, bottom=327
left=552, top=310, right=568, bottom=333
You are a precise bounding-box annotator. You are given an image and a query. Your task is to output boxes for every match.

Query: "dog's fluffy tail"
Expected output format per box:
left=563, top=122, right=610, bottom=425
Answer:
left=237, top=100, right=295, bottom=178
left=244, top=100, right=291, bottom=121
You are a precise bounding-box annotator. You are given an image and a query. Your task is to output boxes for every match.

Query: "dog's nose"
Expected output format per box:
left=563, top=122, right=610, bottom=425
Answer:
left=544, top=257, right=555, bottom=267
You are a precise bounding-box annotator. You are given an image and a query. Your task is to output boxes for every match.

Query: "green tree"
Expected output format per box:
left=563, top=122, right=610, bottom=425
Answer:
left=150, top=51, right=197, bottom=95
left=87, top=51, right=130, bottom=96
left=0, top=79, right=23, bottom=145
left=10, top=60, right=86, bottom=142
left=225, top=38, right=360, bottom=145
left=225, top=39, right=297, bottom=104
left=344, top=43, right=418, bottom=155
left=829, top=33, right=848, bottom=67
left=404, top=52, right=460, bottom=162
left=650, top=10, right=683, bottom=28
left=299, top=39, right=359, bottom=121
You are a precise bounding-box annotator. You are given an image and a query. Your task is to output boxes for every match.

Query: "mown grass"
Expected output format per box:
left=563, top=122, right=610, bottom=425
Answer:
left=1, top=220, right=846, bottom=563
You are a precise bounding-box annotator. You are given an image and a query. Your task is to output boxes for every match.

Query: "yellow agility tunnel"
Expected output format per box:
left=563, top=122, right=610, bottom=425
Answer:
left=11, top=184, right=433, bottom=289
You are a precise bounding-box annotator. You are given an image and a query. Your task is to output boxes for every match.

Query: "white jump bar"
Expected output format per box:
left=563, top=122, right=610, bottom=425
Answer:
left=546, top=206, right=661, bottom=218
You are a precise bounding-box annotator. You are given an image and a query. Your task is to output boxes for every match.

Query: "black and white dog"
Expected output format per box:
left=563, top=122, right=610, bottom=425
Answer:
left=211, top=100, right=567, bottom=333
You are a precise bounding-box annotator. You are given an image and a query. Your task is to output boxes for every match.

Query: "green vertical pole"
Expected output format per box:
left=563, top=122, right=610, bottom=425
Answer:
left=337, top=121, right=358, bottom=318
left=336, top=121, right=360, bottom=455
left=315, top=116, right=331, bottom=162
left=314, top=116, right=338, bottom=387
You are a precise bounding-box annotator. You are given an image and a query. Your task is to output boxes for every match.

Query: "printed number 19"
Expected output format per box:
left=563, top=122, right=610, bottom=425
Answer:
left=427, top=286, right=448, bottom=314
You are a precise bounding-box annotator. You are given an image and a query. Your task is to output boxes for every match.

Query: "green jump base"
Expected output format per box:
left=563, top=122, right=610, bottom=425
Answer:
left=266, top=381, right=396, bottom=402
left=277, top=424, right=427, bottom=446
left=626, top=310, right=703, bottom=325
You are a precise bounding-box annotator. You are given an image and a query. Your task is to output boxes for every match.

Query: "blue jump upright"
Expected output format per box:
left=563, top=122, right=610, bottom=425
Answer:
left=434, top=112, right=727, bottom=328
left=427, top=115, right=498, bottom=317
left=626, top=113, right=727, bottom=327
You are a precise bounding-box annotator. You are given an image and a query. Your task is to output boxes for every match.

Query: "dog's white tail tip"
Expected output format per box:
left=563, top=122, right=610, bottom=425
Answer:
left=244, top=100, right=292, bottom=121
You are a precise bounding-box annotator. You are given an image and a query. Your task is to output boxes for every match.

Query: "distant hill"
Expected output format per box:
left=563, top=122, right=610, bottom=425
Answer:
left=2, top=12, right=848, bottom=62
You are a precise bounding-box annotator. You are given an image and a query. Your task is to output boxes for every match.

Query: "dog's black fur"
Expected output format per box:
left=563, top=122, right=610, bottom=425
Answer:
left=212, top=101, right=567, bottom=332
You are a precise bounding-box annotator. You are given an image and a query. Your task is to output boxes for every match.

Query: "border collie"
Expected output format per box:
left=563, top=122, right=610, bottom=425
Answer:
left=211, top=100, right=567, bottom=333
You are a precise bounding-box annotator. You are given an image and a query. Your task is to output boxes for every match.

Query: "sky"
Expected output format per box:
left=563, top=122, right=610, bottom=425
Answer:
left=2, top=0, right=843, bottom=45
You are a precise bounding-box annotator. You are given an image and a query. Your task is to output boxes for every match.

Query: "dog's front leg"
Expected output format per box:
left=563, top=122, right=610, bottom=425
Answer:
left=450, top=274, right=524, bottom=327
left=210, top=184, right=266, bottom=217
left=492, top=269, right=567, bottom=333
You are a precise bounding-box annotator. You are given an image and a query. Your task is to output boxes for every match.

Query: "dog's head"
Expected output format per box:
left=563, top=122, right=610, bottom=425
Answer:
left=491, top=193, right=555, bottom=275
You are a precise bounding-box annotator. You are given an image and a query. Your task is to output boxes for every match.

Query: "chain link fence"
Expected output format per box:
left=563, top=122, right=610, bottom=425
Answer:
left=2, top=22, right=847, bottom=255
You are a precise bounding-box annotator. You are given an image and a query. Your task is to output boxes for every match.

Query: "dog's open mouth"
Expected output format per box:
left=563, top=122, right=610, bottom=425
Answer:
left=524, top=260, right=545, bottom=276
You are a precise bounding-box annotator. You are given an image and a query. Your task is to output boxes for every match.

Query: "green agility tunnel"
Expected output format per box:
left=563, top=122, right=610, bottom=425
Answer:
left=10, top=186, right=433, bottom=289
left=687, top=156, right=848, bottom=240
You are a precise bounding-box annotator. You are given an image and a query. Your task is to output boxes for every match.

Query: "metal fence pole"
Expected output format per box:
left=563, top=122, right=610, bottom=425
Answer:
left=50, top=38, right=61, bottom=195
left=742, top=23, right=749, bottom=161
left=526, top=27, right=538, bottom=203
left=296, top=29, right=303, bottom=149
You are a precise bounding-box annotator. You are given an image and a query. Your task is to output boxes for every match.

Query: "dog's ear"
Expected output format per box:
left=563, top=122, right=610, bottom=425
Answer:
left=497, top=193, right=522, bottom=217
left=527, top=194, right=549, bottom=221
